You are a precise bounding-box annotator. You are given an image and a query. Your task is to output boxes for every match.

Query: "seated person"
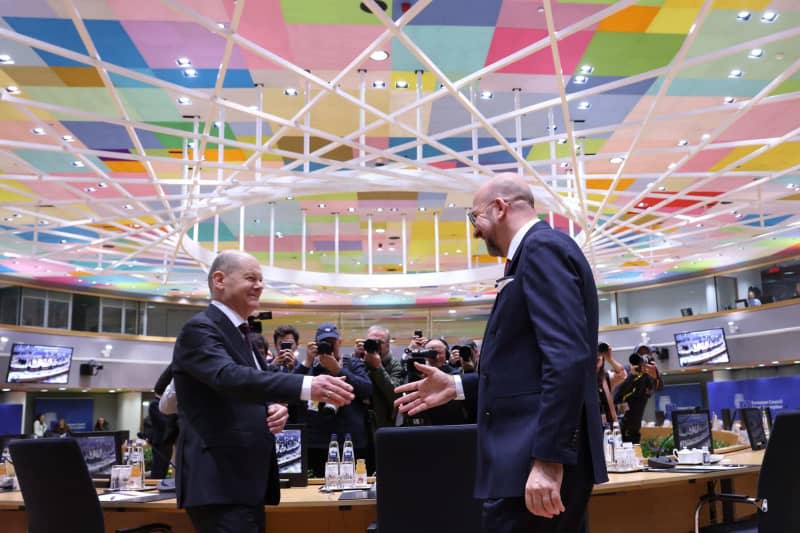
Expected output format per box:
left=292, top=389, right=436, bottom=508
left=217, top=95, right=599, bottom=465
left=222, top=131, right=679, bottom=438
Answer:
left=747, top=286, right=762, bottom=306
left=93, top=417, right=110, bottom=431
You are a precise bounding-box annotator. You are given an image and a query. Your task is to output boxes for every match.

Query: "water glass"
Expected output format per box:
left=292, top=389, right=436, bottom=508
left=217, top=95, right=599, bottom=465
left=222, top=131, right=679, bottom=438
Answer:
left=110, top=464, right=131, bottom=491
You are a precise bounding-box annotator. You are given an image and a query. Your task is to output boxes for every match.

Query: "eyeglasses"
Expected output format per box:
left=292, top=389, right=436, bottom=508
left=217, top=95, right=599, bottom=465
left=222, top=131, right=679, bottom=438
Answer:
left=467, top=197, right=520, bottom=226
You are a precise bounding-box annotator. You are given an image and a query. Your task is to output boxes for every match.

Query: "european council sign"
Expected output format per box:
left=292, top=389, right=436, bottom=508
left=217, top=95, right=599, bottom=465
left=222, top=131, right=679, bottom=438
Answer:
left=706, top=376, right=800, bottom=421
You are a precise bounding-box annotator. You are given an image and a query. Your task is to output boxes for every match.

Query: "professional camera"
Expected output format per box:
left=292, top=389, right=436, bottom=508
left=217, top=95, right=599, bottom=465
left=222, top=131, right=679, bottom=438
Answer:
left=455, top=345, right=473, bottom=362
left=247, top=311, right=273, bottom=334
left=363, top=338, right=381, bottom=354
left=629, top=352, right=654, bottom=368
left=402, top=348, right=438, bottom=382
left=317, top=340, right=334, bottom=356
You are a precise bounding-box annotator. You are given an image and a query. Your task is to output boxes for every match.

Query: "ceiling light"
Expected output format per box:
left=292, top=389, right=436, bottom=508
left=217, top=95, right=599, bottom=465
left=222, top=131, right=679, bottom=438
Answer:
left=736, top=11, right=751, bottom=21
left=701, top=133, right=711, bottom=141
left=668, top=162, right=677, bottom=169
left=275, top=232, right=283, bottom=238
left=213, top=121, right=223, bottom=129
left=97, top=182, right=108, bottom=188
left=696, top=223, right=703, bottom=228
left=372, top=80, right=386, bottom=89
left=369, top=50, right=389, bottom=61
left=557, top=138, right=568, bottom=145
left=5, top=86, right=20, bottom=94
left=395, top=80, right=408, bottom=89
left=177, top=96, right=192, bottom=105
left=448, top=309, right=457, bottom=314
left=0, top=54, right=14, bottom=64
left=286, top=196, right=294, bottom=200
left=572, top=75, right=589, bottom=85
left=447, top=202, right=455, bottom=208
left=760, top=11, right=779, bottom=23
left=728, top=69, right=744, bottom=78
left=39, top=220, right=49, bottom=225
left=32, top=127, right=45, bottom=135
left=479, top=90, right=493, bottom=100
left=577, top=101, right=591, bottom=110
left=109, top=389, right=117, bottom=393
left=183, top=68, right=199, bottom=78
left=559, top=161, right=569, bottom=169
left=678, top=139, right=689, bottom=146
left=637, top=202, right=646, bottom=208
left=347, top=207, right=356, bottom=212
left=84, top=187, right=96, bottom=193
left=376, top=207, right=384, bottom=212
left=723, top=96, right=736, bottom=104
left=123, top=204, right=133, bottom=210
left=735, top=212, right=743, bottom=218
left=176, top=57, right=192, bottom=67
left=609, top=156, right=625, bottom=164
left=72, top=160, right=85, bottom=167
left=418, top=206, right=426, bottom=212
left=59, top=239, right=68, bottom=244
left=579, top=64, right=594, bottom=75
left=748, top=48, right=764, bottom=59
left=284, top=87, right=298, bottom=96
left=1, top=388, right=10, bottom=392
left=317, top=203, right=326, bottom=208
left=375, top=228, right=385, bottom=233
left=62, top=135, right=74, bottom=142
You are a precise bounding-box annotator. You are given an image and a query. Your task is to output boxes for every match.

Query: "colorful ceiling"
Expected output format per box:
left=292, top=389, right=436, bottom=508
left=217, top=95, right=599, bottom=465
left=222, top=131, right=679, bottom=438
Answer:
left=0, top=0, right=799, bottom=306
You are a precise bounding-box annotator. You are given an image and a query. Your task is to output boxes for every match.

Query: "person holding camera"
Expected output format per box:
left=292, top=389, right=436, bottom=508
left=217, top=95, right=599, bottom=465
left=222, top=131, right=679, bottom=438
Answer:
left=270, top=325, right=299, bottom=373
left=613, top=344, right=663, bottom=444
left=451, top=337, right=480, bottom=373
left=596, top=342, right=626, bottom=425
left=363, top=325, right=404, bottom=429
left=294, top=323, right=373, bottom=477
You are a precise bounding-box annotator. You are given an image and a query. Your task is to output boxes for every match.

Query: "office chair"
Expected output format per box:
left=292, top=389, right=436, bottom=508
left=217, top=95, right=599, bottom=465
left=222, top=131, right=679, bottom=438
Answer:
left=369, top=424, right=482, bottom=533
left=694, top=410, right=800, bottom=533
left=9, top=438, right=172, bottom=533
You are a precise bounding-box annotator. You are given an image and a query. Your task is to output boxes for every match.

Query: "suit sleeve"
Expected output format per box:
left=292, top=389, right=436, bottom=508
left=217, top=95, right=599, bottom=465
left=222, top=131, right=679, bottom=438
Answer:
left=523, top=237, right=593, bottom=465
left=173, top=319, right=303, bottom=404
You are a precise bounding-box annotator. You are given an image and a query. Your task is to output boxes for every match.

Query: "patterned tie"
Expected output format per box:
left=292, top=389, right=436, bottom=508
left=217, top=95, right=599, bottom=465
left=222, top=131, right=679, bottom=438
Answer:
left=504, top=258, right=512, bottom=276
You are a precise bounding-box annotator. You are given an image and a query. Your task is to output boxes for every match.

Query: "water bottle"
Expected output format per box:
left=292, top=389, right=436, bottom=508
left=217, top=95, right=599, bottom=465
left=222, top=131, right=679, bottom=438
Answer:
left=128, top=443, right=145, bottom=489
left=603, top=426, right=615, bottom=466
left=325, top=433, right=341, bottom=490
left=612, top=421, right=622, bottom=451
left=701, top=445, right=710, bottom=464
left=340, top=433, right=355, bottom=488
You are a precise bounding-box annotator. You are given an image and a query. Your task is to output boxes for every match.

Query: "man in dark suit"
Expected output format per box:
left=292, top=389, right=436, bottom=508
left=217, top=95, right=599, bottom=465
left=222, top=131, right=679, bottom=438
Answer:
left=395, top=174, right=607, bottom=532
left=171, top=250, right=354, bottom=533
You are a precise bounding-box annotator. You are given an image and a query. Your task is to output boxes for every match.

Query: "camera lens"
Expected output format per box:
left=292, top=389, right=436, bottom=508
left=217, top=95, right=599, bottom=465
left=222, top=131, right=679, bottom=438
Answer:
left=364, top=338, right=380, bottom=353
left=317, top=340, right=334, bottom=355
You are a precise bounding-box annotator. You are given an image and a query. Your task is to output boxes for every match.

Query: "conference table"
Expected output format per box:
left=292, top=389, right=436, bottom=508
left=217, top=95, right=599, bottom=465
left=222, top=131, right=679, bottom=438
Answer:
left=0, top=448, right=764, bottom=533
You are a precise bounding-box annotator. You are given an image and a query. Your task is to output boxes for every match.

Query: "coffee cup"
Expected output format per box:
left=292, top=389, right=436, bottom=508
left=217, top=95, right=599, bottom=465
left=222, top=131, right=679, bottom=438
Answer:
left=673, top=447, right=702, bottom=464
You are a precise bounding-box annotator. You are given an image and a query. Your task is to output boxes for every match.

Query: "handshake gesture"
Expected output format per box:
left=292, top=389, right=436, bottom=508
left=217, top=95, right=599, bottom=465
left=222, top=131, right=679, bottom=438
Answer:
left=310, top=374, right=354, bottom=407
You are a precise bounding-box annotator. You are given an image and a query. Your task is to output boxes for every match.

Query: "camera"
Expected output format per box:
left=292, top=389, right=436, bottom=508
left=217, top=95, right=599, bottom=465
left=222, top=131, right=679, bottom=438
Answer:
left=414, top=330, right=423, bottom=338
left=629, top=352, right=654, bottom=367
left=364, top=338, right=381, bottom=354
left=280, top=341, right=293, bottom=350
left=317, top=340, right=334, bottom=356
left=79, top=360, right=104, bottom=376
left=402, top=349, right=438, bottom=382
left=455, top=345, right=472, bottom=362
left=247, top=311, right=273, bottom=334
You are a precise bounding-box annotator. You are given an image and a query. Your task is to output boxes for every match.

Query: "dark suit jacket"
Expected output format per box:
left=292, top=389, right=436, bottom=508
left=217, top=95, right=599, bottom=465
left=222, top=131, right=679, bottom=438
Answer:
left=463, top=221, right=608, bottom=499
left=171, top=304, right=304, bottom=508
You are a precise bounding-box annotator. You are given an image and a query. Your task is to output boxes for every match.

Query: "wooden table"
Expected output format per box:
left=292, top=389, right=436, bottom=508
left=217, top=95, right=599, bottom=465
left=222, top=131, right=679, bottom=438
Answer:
left=0, top=449, right=763, bottom=533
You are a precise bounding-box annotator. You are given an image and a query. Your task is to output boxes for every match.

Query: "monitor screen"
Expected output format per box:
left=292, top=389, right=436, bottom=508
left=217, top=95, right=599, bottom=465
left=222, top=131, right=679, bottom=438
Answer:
left=674, top=328, right=730, bottom=368
left=274, top=424, right=307, bottom=487
left=6, top=343, right=73, bottom=384
left=672, top=409, right=713, bottom=452
left=71, top=430, right=128, bottom=477
left=740, top=408, right=768, bottom=450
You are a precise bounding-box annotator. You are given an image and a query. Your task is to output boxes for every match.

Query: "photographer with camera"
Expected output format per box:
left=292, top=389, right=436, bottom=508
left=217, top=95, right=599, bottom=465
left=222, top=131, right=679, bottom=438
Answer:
left=270, top=325, right=299, bottom=373
left=363, top=326, right=404, bottom=429
left=613, top=344, right=663, bottom=443
left=450, top=337, right=480, bottom=374
left=293, top=323, right=373, bottom=477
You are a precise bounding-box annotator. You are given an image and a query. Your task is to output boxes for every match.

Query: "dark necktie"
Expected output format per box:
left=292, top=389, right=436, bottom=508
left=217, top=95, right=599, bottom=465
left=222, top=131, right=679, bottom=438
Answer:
left=504, top=258, right=512, bottom=276
left=238, top=323, right=261, bottom=369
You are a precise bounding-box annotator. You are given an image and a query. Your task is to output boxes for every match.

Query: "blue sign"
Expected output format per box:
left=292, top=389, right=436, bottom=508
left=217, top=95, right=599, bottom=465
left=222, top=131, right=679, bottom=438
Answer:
left=0, top=404, right=23, bottom=434
left=33, top=398, right=93, bottom=432
left=707, top=376, right=800, bottom=421
left=655, top=383, right=705, bottom=416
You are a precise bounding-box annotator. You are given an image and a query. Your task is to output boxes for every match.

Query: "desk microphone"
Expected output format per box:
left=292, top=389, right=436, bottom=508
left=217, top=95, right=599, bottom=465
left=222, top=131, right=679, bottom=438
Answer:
left=647, top=435, right=677, bottom=469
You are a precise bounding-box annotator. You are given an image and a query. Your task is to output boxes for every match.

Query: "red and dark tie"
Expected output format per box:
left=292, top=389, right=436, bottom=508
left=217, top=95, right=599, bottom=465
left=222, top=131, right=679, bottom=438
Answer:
left=504, top=258, right=512, bottom=276
left=238, top=322, right=261, bottom=369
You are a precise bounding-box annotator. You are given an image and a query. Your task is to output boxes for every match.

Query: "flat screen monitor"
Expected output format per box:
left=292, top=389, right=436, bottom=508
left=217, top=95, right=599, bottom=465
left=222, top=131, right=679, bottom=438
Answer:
left=71, top=430, right=128, bottom=477
left=674, top=328, right=730, bottom=367
left=740, top=408, right=768, bottom=450
left=274, top=424, right=307, bottom=487
left=672, top=408, right=713, bottom=452
left=6, top=343, right=73, bottom=384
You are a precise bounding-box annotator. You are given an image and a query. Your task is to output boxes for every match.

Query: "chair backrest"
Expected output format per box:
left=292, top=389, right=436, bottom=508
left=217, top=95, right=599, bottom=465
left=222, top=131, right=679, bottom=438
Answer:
left=757, top=410, right=800, bottom=533
left=9, top=437, right=104, bottom=533
left=375, top=424, right=482, bottom=533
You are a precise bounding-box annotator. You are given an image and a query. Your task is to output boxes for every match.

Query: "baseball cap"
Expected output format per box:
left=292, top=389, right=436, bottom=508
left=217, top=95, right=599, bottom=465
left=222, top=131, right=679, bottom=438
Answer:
left=315, top=323, right=340, bottom=343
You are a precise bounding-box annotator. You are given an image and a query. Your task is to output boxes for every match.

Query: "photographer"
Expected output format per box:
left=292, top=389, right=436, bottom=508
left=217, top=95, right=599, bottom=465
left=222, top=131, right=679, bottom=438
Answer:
left=363, top=326, right=404, bottom=429
left=401, top=337, right=468, bottom=425
left=596, top=342, right=627, bottom=426
left=271, top=325, right=299, bottom=373
left=293, top=323, right=373, bottom=477
left=613, top=344, right=663, bottom=443
left=450, top=337, right=479, bottom=374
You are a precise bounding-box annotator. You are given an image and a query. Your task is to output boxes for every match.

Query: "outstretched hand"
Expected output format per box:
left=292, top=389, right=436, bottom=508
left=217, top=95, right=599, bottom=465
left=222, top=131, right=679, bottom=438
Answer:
left=310, top=374, right=354, bottom=407
left=393, top=363, right=457, bottom=415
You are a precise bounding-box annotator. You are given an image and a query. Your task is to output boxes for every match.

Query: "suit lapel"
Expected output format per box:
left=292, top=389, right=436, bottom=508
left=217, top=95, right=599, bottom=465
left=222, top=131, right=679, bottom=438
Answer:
left=206, top=305, right=259, bottom=369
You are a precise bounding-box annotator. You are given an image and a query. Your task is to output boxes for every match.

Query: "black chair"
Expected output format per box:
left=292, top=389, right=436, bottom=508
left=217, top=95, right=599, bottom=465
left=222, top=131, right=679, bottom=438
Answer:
left=9, top=438, right=172, bottom=533
left=370, top=424, right=482, bottom=533
left=694, top=410, right=800, bottom=533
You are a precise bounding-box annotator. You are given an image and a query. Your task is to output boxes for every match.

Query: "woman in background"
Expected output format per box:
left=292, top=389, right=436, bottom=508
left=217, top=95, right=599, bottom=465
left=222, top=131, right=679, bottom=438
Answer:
left=32, top=413, right=46, bottom=437
left=53, top=418, right=71, bottom=435
left=93, top=417, right=110, bottom=431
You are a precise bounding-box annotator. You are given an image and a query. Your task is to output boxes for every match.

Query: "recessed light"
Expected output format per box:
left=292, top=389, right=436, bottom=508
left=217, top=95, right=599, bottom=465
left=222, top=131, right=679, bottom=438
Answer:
left=609, top=156, right=625, bottom=164
left=59, top=239, right=68, bottom=244
left=728, top=69, right=744, bottom=78
left=40, top=389, right=48, bottom=392
left=771, top=360, right=780, bottom=365
left=736, top=11, right=751, bottom=22
left=557, top=138, right=568, bottom=144
left=559, top=161, right=569, bottom=169
left=183, top=68, right=199, bottom=78
left=317, top=203, right=326, bottom=208
left=58, top=387, right=67, bottom=391
left=723, top=96, right=736, bottom=104
left=447, top=202, right=455, bottom=208
left=637, top=202, right=646, bottom=208
left=701, top=133, right=711, bottom=141
left=735, top=212, right=743, bottom=219
left=39, top=220, right=49, bottom=225
left=577, top=101, right=591, bottom=110
left=448, top=309, right=457, bottom=314
left=572, top=75, right=588, bottom=85
left=177, top=96, right=192, bottom=105
left=84, top=187, right=96, bottom=192
left=286, top=196, right=294, bottom=200
left=369, top=50, right=389, bottom=61
left=284, top=87, right=298, bottom=96
left=372, top=80, right=386, bottom=89
left=760, top=11, right=779, bottom=23
left=5, top=86, right=20, bottom=94
left=418, top=206, right=426, bottom=212
left=579, top=64, right=594, bottom=75
left=72, top=160, right=85, bottom=167
left=678, top=139, right=689, bottom=146
left=479, top=90, right=493, bottom=100
left=109, top=389, right=117, bottom=393
left=748, top=48, right=764, bottom=59
left=176, top=57, right=192, bottom=67
left=657, top=186, right=666, bottom=192
left=696, top=223, right=703, bottom=228
left=1, top=387, right=10, bottom=392
left=32, top=127, right=45, bottom=135
left=347, top=207, right=356, bottom=212
left=62, top=135, right=74, bottom=142
left=0, top=54, right=14, bottom=64
left=376, top=207, right=384, bottom=212
left=395, top=80, right=409, bottom=89
left=123, top=204, right=133, bottom=210
left=375, top=228, right=385, bottom=233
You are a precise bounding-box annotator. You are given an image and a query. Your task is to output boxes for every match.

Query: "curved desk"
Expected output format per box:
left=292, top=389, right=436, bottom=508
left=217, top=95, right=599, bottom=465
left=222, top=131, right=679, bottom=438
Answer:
left=0, top=449, right=763, bottom=533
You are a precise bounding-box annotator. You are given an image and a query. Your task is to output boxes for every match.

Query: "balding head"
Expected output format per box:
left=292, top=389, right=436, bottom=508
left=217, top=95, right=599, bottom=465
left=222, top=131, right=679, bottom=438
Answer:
left=208, top=250, right=251, bottom=292
left=475, top=173, right=535, bottom=209
left=471, top=173, right=538, bottom=257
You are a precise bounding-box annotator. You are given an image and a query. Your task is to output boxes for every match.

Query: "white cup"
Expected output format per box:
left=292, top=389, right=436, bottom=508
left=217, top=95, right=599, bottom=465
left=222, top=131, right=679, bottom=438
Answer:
left=673, top=447, right=703, bottom=464
left=110, top=464, right=132, bottom=491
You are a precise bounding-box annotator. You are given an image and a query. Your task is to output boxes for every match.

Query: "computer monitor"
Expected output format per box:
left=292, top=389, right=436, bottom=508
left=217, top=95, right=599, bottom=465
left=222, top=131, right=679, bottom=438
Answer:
left=674, top=327, right=730, bottom=367
left=740, top=408, right=768, bottom=450
left=672, top=408, right=713, bottom=452
left=6, top=343, right=73, bottom=384
left=71, top=430, right=129, bottom=477
left=274, top=424, right=307, bottom=487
